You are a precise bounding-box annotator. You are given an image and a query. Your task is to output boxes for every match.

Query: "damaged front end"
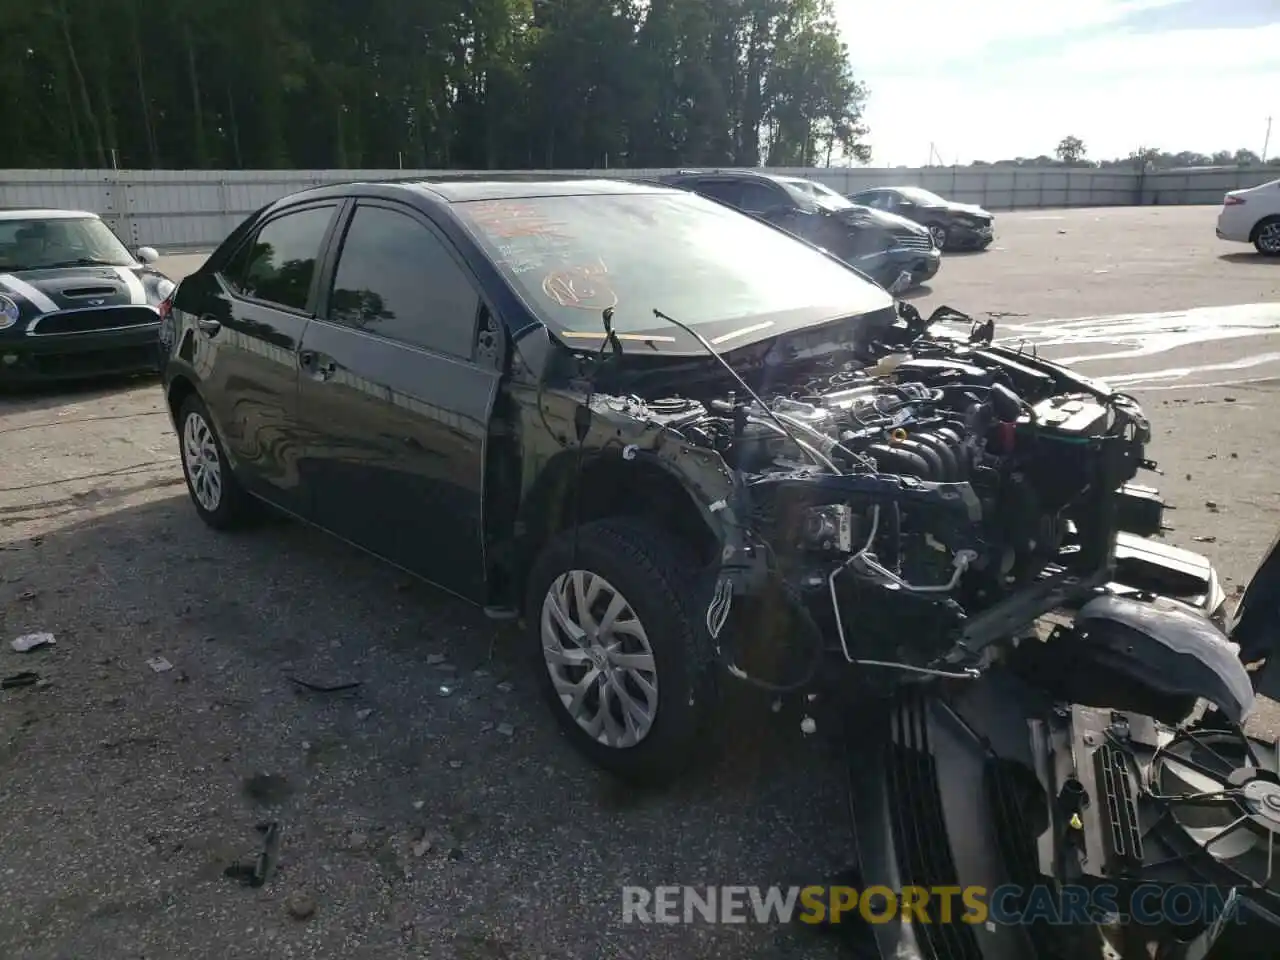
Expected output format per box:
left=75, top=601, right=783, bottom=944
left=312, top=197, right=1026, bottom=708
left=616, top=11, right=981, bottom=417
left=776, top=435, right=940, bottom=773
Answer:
left=847, top=644, right=1280, bottom=960
left=528, top=300, right=1198, bottom=695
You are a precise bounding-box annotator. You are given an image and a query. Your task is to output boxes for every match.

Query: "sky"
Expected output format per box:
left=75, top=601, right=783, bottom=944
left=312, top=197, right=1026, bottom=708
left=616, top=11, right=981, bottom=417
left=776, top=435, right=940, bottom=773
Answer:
left=833, top=0, right=1280, bottom=166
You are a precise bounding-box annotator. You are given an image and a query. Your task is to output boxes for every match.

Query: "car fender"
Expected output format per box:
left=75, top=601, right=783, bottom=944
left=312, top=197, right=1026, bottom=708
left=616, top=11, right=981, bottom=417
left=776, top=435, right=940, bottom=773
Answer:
left=1074, top=593, right=1255, bottom=724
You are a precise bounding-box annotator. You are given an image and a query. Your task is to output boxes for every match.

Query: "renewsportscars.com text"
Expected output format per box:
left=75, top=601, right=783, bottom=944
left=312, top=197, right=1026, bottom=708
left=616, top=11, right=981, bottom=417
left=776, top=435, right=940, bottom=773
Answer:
left=621, top=884, right=1242, bottom=927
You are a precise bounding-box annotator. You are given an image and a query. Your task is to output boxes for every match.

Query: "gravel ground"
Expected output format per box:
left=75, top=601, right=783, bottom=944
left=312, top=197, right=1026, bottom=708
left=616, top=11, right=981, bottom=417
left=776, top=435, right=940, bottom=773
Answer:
left=2, top=206, right=1279, bottom=959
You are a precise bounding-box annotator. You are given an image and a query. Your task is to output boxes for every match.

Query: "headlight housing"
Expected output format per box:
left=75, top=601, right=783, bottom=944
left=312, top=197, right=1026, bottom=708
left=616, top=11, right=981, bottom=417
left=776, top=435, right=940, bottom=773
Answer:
left=0, top=294, right=20, bottom=331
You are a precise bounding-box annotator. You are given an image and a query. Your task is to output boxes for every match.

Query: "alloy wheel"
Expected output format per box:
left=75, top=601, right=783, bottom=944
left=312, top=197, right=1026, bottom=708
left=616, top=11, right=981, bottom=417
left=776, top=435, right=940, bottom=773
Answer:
left=183, top=411, right=223, bottom=512
left=1259, top=222, right=1280, bottom=255
left=540, top=570, right=659, bottom=748
left=928, top=224, right=947, bottom=250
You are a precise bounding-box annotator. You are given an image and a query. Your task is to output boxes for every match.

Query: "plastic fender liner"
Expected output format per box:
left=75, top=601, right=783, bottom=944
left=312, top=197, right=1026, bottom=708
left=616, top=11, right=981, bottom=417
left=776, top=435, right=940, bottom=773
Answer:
left=1074, top=594, right=1255, bottom=725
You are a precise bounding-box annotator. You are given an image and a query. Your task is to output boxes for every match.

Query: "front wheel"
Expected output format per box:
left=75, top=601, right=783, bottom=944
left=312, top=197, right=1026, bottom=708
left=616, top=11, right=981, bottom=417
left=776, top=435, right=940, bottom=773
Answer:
left=525, top=518, right=717, bottom=785
left=1254, top=217, right=1280, bottom=256
left=927, top=223, right=948, bottom=250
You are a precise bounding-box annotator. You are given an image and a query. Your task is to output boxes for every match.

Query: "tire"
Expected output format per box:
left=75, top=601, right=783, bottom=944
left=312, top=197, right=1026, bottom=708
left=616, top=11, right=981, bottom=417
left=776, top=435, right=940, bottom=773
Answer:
left=927, top=223, right=948, bottom=251
left=1253, top=217, right=1280, bottom=256
left=524, top=517, right=717, bottom=786
left=177, top=393, right=253, bottom=530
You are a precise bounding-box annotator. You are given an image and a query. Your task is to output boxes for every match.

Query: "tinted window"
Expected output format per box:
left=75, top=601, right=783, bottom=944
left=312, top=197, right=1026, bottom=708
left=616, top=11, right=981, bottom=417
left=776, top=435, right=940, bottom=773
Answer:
left=691, top=181, right=742, bottom=205
left=224, top=205, right=334, bottom=311
left=327, top=204, right=478, bottom=359
left=736, top=182, right=787, bottom=213
left=454, top=190, right=888, bottom=338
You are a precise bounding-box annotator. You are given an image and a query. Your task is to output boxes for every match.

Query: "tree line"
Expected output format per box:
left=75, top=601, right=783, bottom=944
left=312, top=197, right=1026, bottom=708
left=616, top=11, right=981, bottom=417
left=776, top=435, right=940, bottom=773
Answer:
left=0, top=0, right=869, bottom=171
left=1042, top=136, right=1278, bottom=170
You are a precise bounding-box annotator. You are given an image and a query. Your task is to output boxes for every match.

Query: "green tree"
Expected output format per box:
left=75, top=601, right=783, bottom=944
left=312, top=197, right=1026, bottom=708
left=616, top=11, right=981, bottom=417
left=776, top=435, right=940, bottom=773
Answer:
left=1055, top=135, right=1087, bottom=165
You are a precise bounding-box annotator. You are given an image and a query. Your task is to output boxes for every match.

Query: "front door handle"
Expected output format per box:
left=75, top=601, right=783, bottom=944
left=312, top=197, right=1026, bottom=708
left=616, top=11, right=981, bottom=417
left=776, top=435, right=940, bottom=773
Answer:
left=196, top=314, right=221, bottom=335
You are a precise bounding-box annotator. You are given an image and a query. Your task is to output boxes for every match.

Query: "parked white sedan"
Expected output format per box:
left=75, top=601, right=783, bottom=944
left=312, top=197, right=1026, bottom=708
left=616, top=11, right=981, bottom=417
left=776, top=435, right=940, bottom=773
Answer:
left=1217, top=177, right=1280, bottom=256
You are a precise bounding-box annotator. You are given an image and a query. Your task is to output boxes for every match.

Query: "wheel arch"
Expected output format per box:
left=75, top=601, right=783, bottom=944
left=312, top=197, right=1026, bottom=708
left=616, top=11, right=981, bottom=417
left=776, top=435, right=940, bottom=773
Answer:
left=505, top=448, right=723, bottom=608
left=1250, top=213, right=1280, bottom=242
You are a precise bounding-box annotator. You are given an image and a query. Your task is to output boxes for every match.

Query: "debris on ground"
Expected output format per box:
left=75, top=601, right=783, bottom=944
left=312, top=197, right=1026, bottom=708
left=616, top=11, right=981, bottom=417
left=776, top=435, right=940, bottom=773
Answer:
left=496, top=723, right=515, bottom=738
left=146, top=656, right=173, bottom=672
left=17, top=589, right=38, bottom=601
left=426, top=654, right=447, bottom=665
left=1193, top=536, right=1217, bottom=543
left=242, top=773, right=293, bottom=806
left=285, top=891, right=316, bottom=921
left=223, top=821, right=282, bottom=888
left=413, top=839, right=432, bottom=858
left=437, top=685, right=454, bottom=697
left=495, top=681, right=514, bottom=694
left=11, top=633, right=55, bottom=653
left=1, top=671, right=41, bottom=689
left=286, top=675, right=362, bottom=693
left=356, top=708, right=373, bottom=721
left=1206, top=501, right=1221, bottom=513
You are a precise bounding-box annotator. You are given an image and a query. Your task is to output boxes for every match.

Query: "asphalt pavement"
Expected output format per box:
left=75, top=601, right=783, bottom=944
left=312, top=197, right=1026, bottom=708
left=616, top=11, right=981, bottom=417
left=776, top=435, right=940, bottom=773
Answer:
left=1, top=205, right=1278, bottom=959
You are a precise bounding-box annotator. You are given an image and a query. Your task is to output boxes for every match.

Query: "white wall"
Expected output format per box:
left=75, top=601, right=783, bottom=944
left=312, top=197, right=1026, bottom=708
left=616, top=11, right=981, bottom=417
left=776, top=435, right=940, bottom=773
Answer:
left=2, top=165, right=1275, bottom=251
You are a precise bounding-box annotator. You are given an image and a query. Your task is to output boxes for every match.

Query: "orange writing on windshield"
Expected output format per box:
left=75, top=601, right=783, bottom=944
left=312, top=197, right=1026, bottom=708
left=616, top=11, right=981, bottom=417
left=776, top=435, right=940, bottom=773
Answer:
left=542, top=259, right=618, bottom=310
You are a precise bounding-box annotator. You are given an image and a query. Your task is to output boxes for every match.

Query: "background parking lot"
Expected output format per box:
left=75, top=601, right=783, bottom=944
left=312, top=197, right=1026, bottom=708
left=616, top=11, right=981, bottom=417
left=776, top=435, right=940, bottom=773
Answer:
left=2, top=205, right=1278, bottom=959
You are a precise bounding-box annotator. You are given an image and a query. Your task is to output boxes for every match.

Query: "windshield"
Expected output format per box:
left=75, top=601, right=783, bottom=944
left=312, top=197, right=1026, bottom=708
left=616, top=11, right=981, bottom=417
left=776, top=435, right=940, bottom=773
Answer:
left=780, top=178, right=856, bottom=212
left=0, top=216, right=135, bottom=271
left=455, top=191, right=887, bottom=338
left=898, top=187, right=948, bottom=205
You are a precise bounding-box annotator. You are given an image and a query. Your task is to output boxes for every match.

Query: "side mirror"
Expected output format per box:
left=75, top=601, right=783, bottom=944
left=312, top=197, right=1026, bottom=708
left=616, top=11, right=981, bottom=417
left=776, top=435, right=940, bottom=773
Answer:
left=136, top=246, right=159, bottom=264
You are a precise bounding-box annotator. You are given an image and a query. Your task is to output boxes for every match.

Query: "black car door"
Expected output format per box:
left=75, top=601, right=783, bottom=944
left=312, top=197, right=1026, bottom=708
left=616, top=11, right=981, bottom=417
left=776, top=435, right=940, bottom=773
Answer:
left=295, top=199, right=501, bottom=601
left=200, top=200, right=341, bottom=514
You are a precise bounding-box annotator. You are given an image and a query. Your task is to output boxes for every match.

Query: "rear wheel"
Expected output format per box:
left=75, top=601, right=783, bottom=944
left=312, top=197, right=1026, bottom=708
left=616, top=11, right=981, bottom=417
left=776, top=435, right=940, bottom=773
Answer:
left=525, top=518, right=717, bottom=785
left=1254, top=217, right=1280, bottom=256
left=177, top=394, right=253, bottom=529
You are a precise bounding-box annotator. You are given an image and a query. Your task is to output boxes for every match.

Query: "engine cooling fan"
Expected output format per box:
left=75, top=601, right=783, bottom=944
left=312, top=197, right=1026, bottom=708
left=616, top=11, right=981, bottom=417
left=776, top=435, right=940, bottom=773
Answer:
left=1149, top=727, right=1280, bottom=894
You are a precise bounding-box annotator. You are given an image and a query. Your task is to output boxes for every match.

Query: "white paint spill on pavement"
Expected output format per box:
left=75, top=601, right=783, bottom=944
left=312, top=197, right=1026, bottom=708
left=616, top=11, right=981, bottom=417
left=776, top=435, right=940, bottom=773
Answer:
left=994, top=302, right=1280, bottom=389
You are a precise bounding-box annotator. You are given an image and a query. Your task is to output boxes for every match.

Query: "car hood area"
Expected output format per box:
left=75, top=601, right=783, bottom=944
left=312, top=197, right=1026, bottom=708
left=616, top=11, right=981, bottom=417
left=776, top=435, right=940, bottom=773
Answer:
left=0, top=264, right=166, bottom=322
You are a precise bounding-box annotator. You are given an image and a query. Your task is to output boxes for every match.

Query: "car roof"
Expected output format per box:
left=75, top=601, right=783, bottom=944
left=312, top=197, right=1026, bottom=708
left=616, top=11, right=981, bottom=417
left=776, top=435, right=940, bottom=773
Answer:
left=0, top=207, right=100, bottom=221
left=660, top=168, right=787, bottom=184
left=271, top=175, right=677, bottom=208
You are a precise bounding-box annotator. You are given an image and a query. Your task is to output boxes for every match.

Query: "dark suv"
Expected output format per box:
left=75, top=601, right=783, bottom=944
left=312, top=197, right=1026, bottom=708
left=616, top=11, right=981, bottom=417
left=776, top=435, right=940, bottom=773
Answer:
left=655, top=170, right=940, bottom=293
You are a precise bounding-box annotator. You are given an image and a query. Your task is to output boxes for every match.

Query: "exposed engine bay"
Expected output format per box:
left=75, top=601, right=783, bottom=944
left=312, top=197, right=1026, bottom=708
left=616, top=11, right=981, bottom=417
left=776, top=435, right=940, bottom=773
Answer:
left=577, top=303, right=1161, bottom=686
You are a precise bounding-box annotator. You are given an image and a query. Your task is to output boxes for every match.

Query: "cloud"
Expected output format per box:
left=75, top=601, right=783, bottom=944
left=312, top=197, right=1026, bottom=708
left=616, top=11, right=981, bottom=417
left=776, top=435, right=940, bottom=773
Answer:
left=833, top=2, right=1280, bottom=165
left=834, top=0, right=1187, bottom=72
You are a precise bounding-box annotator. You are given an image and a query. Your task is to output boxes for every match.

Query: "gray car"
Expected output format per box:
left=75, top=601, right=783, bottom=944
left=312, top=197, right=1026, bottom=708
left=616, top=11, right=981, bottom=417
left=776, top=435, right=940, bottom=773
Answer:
left=655, top=170, right=941, bottom=293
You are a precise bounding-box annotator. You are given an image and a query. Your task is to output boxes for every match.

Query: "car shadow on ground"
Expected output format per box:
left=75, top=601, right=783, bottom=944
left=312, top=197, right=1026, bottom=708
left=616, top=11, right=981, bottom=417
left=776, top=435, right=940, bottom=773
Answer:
left=1219, top=252, right=1278, bottom=265
left=0, top=493, right=857, bottom=958
left=900, top=283, right=933, bottom=300
left=0, top=373, right=161, bottom=417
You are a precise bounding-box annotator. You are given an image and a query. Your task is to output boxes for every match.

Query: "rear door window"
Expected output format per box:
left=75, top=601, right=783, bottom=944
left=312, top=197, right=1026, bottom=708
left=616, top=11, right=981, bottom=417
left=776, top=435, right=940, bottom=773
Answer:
left=690, top=180, right=743, bottom=207
left=736, top=181, right=789, bottom=213
left=223, top=204, right=337, bottom=311
left=326, top=203, right=479, bottom=360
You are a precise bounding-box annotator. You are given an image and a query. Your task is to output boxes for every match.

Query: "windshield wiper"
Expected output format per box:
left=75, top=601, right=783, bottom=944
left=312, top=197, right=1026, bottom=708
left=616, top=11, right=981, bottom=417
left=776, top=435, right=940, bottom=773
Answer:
left=39, top=257, right=121, bottom=268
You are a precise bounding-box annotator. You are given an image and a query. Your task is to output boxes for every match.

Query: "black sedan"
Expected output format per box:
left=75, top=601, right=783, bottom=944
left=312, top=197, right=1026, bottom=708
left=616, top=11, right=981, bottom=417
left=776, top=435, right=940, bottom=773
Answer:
left=0, top=208, right=175, bottom=383
left=655, top=170, right=941, bottom=292
left=845, top=186, right=995, bottom=251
